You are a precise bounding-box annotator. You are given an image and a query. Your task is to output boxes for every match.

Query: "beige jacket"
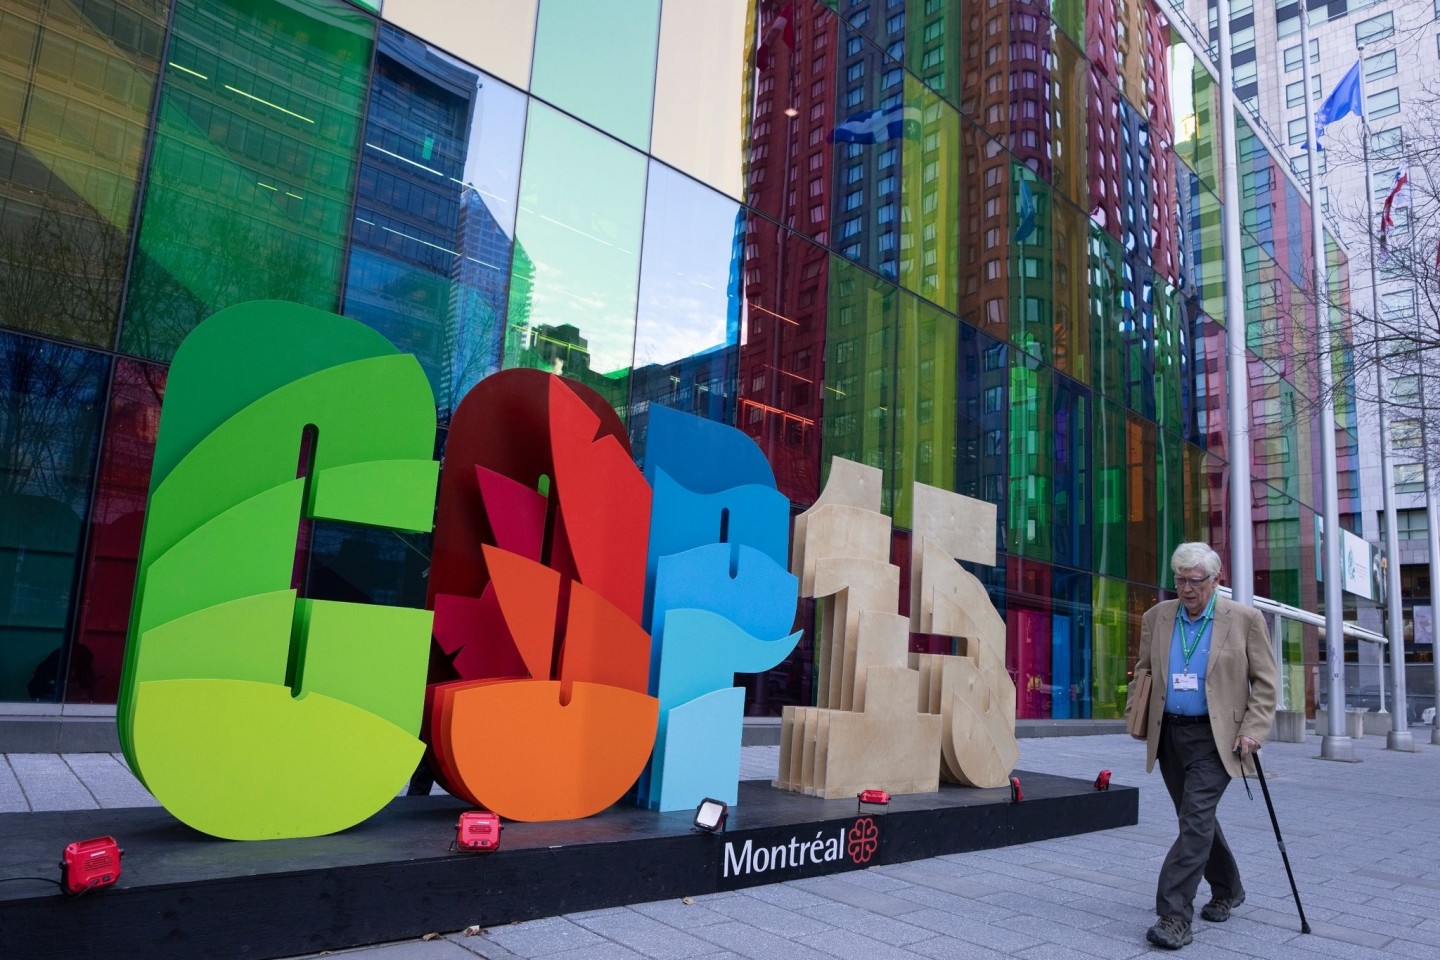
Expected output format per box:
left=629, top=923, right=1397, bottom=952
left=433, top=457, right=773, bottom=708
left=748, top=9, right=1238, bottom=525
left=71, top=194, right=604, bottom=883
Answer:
left=1129, top=596, right=1279, bottom=778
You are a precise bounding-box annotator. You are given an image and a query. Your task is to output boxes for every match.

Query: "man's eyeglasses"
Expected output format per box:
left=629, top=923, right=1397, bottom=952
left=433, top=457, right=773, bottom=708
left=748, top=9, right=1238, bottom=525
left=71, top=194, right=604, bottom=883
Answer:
left=1173, top=575, right=1213, bottom=588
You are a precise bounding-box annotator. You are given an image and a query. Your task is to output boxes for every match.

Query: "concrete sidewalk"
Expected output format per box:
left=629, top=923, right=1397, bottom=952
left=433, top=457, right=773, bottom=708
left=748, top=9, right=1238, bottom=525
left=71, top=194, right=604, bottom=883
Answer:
left=4, top=732, right=1437, bottom=959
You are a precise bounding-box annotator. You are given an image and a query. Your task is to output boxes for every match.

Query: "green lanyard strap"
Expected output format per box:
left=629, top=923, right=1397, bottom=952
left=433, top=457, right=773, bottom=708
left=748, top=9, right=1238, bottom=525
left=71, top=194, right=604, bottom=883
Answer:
left=1179, top=593, right=1217, bottom=671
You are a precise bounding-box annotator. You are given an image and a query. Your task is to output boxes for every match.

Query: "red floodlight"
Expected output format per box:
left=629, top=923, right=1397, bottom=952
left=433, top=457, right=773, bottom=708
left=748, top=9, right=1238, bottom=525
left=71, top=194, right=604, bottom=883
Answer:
left=457, top=812, right=503, bottom=852
left=858, top=789, right=891, bottom=806
left=60, top=836, right=122, bottom=895
left=1009, top=776, right=1023, bottom=803
left=1094, top=769, right=1112, bottom=792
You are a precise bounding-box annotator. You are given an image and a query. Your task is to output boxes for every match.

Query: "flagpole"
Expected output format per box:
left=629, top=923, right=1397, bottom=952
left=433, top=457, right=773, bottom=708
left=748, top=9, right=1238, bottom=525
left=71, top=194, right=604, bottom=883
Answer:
left=1301, top=12, right=1353, bottom=761
left=1355, top=42, right=1415, bottom=751
left=1216, top=0, right=1254, bottom=606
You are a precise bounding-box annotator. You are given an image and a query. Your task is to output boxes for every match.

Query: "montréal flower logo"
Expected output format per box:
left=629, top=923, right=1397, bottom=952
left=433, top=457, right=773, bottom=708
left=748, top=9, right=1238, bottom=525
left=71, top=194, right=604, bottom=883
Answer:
left=848, top=817, right=879, bottom=864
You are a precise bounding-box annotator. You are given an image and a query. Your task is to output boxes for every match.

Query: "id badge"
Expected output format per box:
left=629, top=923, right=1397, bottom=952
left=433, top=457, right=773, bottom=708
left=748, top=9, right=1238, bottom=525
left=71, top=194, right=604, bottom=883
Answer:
left=1172, top=672, right=1199, bottom=692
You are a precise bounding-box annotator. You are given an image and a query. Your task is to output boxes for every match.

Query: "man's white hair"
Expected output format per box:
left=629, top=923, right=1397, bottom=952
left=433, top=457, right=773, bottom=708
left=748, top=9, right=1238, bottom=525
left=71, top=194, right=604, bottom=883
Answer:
left=1170, top=542, right=1221, bottom=578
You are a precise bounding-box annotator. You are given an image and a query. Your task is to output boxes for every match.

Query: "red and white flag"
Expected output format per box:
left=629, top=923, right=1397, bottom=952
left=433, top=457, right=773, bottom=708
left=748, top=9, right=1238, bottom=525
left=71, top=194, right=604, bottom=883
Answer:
left=1380, top=162, right=1410, bottom=245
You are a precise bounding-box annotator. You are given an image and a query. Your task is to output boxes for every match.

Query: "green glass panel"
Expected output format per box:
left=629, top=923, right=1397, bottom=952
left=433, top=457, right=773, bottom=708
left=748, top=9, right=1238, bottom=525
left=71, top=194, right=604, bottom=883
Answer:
left=1093, top=398, right=1126, bottom=577
left=1008, top=355, right=1051, bottom=561
left=1010, top=163, right=1050, bottom=364
left=530, top=0, right=659, bottom=150
left=1088, top=223, right=1124, bottom=402
left=1091, top=575, right=1128, bottom=718
left=120, top=0, right=374, bottom=362
left=1192, top=59, right=1221, bottom=198
left=890, top=292, right=958, bottom=527
left=822, top=255, right=898, bottom=515
left=1053, top=0, right=1085, bottom=47
left=1052, top=201, right=1089, bottom=384
left=1153, top=278, right=1182, bottom=436
left=905, top=0, right=961, bottom=103
left=1194, top=182, right=1225, bottom=322
left=900, top=76, right=959, bottom=313
left=504, top=103, right=646, bottom=417
left=0, top=0, right=166, bottom=346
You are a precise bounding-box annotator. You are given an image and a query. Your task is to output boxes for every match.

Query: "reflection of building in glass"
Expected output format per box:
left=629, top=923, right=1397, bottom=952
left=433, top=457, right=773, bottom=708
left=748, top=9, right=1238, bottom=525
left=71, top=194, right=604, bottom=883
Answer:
left=0, top=0, right=1360, bottom=725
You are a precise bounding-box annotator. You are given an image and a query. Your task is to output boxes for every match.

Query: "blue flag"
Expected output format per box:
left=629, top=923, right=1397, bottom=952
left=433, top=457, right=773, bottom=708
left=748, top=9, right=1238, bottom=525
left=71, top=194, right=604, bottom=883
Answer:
left=1014, top=180, right=1037, bottom=244
left=1314, top=61, right=1364, bottom=146
left=829, top=105, right=922, bottom=144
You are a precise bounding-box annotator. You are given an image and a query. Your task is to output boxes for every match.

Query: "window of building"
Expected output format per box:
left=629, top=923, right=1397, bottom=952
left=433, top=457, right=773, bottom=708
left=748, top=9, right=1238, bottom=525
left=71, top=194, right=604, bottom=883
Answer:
left=1392, top=417, right=1423, bottom=448
left=1232, top=25, right=1256, bottom=54
left=1381, top=289, right=1415, bottom=322
left=1368, top=88, right=1400, bottom=120
left=1396, top=508, right=1429, bottom=541
left=1395, top=463, right=1426, bottom=495
left=1283, top=39, right=1318, bottom=72
left=1235, top=59, right=1257, bottom=86
left=1371, top=127, right=1404, bottom=159
left=1356, top=12, right=1394, bottom=47
left=1287, top=117, right=1308, bottom=145
left=1365, top=49, right=1397, bottom=82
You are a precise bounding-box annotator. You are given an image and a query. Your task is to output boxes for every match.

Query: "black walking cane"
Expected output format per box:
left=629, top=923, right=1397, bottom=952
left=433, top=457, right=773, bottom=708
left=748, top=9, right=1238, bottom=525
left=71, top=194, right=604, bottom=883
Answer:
left=1251, top=752, right=1311, bottom=934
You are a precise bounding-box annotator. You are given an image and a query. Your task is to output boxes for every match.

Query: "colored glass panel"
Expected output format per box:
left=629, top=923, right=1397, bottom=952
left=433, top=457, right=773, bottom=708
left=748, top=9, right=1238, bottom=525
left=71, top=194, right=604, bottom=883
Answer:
left=821, top=255, right=898, bottom=513
left=1090, top=575, right=1127, bottom=718
left=900, top=76, right=958, bottom=313
left=827, top=19, right=898, bottom=280
left=0, top=0, right=166, bottom=347
left=1088, top=222, right=1124, bottom=402
left=1153, top=277, right=1182, bottom=436
left=1053, top=0, right=1084, bottom=47
left=955, top=322, right=1008, bottom=555
left=1052, top=374, right=1090, bottom=570
left=120, top=0, right=374, bottom=362
left=382, top=1, right=537, bottom=90
left=1155, top=428, right=1185, bottom=587
left=69, top=358, right=165, bottom=704
left=629, top=161, right=745, bottom=460
left=1125, top=412, right=1157, bottom=586
left=1010, top=165, right=1051, bottom=365
left=738, top=219, right=828, bottom=506
left=652, top=0, right=747, bottom=199
left=905, top=0, right=961, bottom=104
left=1008, top=556, right=1051, bottom=719
left=1092, top=397, right=1126, bottom=578
left=504, top=102, right=646, bottom=416
left=1049, top=30, right=1088, bottom=211
left=890, top=291, right=958, bottom=527
left=1008, top=353, right=1050, bottom=561
left=343, top=26, right=526, bottom=421
left=530, top=0, right=659, bottom=150
left=1052, top=199, right=1089, bottom=383
left=0, top=331, right=107, bottom=701
left=1052, top=567, right=1092, bottom=718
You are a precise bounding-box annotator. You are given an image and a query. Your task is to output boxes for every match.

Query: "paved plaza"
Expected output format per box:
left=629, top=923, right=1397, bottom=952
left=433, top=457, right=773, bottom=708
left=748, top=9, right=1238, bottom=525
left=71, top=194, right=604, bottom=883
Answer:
left=3, top=729, right=1438, bottom=959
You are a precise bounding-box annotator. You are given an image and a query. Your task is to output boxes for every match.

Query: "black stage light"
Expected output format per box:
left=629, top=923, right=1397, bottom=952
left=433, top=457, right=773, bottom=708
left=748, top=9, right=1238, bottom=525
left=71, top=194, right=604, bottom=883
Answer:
left=693, top=798, right=728, bottom=833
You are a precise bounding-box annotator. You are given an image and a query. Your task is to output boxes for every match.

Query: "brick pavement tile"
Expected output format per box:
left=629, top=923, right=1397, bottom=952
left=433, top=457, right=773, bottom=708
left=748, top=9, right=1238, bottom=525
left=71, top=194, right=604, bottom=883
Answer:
left=687, top=920, right=837, bottom=960
left=568, top=909, right=719, bottom=960
left=64, top=753, right=157, bottom=808
left=737, top=881, right=829, bottom=910
left=1026, top=860, right=1154, bottom=895
left=538, top=943, right=647, bottom=960
left=1037, top=894, right=1156, bottom=927
left=297, top=938, right=489, bottom=959
left=627, top=899, right=732, bottom=929
left=872, top=860, right=1006, bottom=900
left=702, top=893, right=833, bottom=937
left=884, top=885, right=1020, bottom=924
left=789, top=875, right=924, bottom=917
left=798, top=928, right=939, bottom=960
left=6, top=753, right=96, bottom=810
left=1246, top=909, right=1392, bottom=950
left=903, top=937, right=1009, bottom=960
left=0, top=756, right=27, bottom=812
left=991, top=915, right=1147, bottom=960
left=475, top=917, right=606, bottom=958
left=1016, top=944, right=1141, bottom=960
left=974, top=892, right=1112, bottom=930
left=794, top=902, right=936, bottom=946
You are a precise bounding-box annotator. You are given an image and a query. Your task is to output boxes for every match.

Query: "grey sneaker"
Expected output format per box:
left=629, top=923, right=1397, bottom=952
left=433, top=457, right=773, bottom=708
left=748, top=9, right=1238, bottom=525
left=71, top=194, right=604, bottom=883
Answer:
left=1200, top=892, right=1245, bottom=922
left=1146, top=916, right=1193, bottom=949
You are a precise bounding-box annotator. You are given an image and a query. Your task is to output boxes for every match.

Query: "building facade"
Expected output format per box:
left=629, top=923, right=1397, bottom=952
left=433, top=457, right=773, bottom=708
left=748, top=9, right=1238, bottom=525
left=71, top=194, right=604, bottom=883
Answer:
left=0, top=0, right=1356, bottom=725
left=1203, top=0, right=1437, bottom=712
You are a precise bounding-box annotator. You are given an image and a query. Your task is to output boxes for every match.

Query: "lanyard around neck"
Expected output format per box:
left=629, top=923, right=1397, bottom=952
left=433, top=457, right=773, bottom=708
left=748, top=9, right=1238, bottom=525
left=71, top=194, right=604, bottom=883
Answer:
left=1179, top=594, right=1216, bottom=670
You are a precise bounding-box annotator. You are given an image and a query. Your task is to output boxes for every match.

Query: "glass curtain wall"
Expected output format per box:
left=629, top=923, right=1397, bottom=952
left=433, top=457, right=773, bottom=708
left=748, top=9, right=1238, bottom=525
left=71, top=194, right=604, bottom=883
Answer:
left=0, top=0, right=1356, bottom=719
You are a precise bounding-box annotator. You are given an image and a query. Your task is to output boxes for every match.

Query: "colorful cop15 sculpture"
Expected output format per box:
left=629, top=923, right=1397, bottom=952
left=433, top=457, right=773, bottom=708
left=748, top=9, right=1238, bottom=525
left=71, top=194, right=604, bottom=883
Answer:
left=119, top=302, right=800, bottom=840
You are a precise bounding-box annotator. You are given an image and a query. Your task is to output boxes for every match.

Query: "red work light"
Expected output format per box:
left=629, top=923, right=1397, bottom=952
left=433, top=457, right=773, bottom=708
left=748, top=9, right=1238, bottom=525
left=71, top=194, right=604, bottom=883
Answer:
left=1009, top=776, right=1023, bottom=803
left=60, top=836, right=122, bottom=895
left=1094, top=769, right=1112, bottom=791
left=858, top=789, right=891, bottom=806
left=457, top=812, right=502, bottom=851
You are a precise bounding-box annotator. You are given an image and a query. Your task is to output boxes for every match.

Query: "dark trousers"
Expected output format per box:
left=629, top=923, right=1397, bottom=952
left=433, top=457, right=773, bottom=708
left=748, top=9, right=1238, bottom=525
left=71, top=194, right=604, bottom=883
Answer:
left=1156, top=716, right=1243, bottom=922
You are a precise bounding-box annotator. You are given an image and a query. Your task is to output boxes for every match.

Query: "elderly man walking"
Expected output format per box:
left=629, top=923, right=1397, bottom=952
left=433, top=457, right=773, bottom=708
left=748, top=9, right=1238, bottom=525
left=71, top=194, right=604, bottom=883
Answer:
left=1128, top=542, right=1278, bottom=949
